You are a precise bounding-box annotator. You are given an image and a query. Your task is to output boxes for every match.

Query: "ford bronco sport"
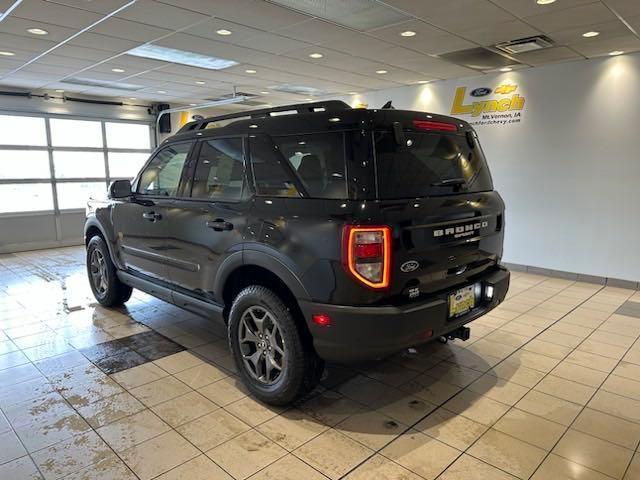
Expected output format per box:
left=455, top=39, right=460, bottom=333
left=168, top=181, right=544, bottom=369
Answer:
left=85, top=100, right=510, bottom=405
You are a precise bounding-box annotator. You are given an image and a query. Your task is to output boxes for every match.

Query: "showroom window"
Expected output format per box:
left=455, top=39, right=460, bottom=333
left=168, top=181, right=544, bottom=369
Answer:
left=0, top=113, right=153, bottom=214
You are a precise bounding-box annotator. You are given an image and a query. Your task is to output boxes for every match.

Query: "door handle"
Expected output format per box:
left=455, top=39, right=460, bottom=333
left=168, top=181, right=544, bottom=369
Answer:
left=142, top=211, right=162, bottom=221
left=206, top=218, right=234, bottom=231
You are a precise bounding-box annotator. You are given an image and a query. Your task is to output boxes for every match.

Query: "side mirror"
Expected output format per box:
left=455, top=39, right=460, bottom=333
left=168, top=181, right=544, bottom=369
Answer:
left=109, top=179, right=132, bottom=199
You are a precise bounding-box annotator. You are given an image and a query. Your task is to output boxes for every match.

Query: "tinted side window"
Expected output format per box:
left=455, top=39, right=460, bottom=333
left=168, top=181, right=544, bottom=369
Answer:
left=191, top=138, right=244, bottom=201
left=273, top=132, right=347, bottom=199
left=249, top=136, right=300, bottom=197
left=137, top=143, right=191, bottom=196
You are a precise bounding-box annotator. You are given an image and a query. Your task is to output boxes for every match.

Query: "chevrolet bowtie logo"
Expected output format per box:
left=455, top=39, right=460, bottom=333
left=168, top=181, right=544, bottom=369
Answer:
left=495, top=84, right=518, bottom=94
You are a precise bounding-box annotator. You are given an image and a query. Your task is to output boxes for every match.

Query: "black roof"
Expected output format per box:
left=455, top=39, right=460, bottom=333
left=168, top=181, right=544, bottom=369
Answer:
left=163, top=99, right=472, bottom=145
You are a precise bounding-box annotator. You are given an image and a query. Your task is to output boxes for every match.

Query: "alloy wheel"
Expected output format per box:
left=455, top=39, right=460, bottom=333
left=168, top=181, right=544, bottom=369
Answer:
left=89, top=249, right=108, bottom=295
left=238, top=305, right=286, bottom=385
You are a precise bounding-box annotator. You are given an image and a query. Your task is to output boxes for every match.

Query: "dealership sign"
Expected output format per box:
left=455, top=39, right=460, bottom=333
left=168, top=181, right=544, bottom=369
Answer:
left=450, top=84, right=526, bottom=126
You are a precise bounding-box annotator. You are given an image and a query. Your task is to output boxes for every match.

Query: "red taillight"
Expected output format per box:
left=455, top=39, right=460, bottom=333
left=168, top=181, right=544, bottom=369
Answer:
left=312, top=314, right=332, bottom=327
left=412, top=120, right=458, bottom=132
left=343, top=225, right=391, bottom=289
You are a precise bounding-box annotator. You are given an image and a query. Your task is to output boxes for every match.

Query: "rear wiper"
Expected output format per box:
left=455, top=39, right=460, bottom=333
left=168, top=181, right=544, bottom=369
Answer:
left=431, top=177, right=467, bottom=187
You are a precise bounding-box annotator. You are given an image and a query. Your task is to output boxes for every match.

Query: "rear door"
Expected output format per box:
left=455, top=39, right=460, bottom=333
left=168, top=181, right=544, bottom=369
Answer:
left=112, top=141, right=193, bottom=283
left=373, top=128, right=504, bottom=297
left=164, top=137, right=249, bottom=301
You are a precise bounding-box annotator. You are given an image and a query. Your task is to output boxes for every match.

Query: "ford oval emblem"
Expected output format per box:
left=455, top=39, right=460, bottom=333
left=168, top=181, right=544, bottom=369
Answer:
left=470, top=87, right=492, bottom=97
left=401, top=260, right=420, bottom=273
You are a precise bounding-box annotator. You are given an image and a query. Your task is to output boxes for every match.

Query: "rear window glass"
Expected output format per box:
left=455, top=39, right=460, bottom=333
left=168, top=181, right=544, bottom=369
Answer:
left=250, top=133, right=348, bottom=199
left=374, top=131, right=493, bottom=199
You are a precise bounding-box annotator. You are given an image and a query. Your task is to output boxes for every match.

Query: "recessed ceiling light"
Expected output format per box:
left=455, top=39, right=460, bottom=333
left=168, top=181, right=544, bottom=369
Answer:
left=499, top=67, right=512, bottom=72
left=157, top=90, right=166, bottom=94
left=417, top=80, right=429, bottom=84
left=305, top=98, right=313, bottom=101
left=0, top=51, right=15, bottom=56
left=195, top=80, right=205, bottom=85
left=260, top=91, right=269, bottom=94
left=27, top=28, right=48, bottom=35
left=245, top=69, right=257, bottom=74
left=400, top=31, right=416, bottom=37
left=536, top=0, right=556, bottom=4
left=55, top=89, right=64, bottom=93
left=582, top=31, right=600, bottom=38
left=216, top=29, right=232, bottom=36
left=609, top=50, right=624, bottom=56
left=376, top=69, right=388, bottom=74
left=111, top=68, right=125, bottom=73
left=328, top=117, right=341, bottom=122
left=309, top=52, right=323, bottom=59
left=127, top=44, right=238, bottom=70
left=189, top=103, right=197, bottom=106
left=129, top=97, right=136, bottom=100
left=348, top=91, right=358, bottom=95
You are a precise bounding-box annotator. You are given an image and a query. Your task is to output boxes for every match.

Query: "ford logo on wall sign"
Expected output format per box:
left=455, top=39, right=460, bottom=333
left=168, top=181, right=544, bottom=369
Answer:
left=470, top=87, right=492, bottom=97
left=400, top=260, right=420, bottom=273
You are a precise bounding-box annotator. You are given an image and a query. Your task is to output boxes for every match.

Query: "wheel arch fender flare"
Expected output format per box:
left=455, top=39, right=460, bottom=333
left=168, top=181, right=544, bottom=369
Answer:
left=214, top=247, right=311, bottom=305
left=84, top=217, right=122, bottom=269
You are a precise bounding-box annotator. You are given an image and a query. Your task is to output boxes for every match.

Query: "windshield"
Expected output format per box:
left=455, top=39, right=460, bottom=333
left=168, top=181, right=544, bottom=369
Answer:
left=374, top=130, right=493, bottom=199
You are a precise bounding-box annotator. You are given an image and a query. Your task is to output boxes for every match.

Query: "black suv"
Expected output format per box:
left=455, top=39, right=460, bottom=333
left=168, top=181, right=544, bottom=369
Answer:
left=85, top=100, right=509, bottom=405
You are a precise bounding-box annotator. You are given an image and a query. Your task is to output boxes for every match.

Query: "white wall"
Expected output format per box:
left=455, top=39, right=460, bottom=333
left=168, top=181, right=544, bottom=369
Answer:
left=341, top=54, right=640, bottom=282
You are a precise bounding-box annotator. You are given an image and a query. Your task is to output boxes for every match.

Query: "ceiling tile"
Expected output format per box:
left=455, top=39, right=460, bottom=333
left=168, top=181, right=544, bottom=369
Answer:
left=115, top=0, right=208, bottom=30
left=35, top=54, right=97, bottom=70
left=524, top=3, right=618, bottom=32
left=223, top=32, right=309, bottom=55
left=45, top=0, right=134, bottom=14
left=0, top=32, right=56, bottom=52
left=68, top=33, right=139, bottom=54
left=367, top=18, right=477, bottom=54
left=513, top=46, right=583, bottom=65
left=547, top=19, right=632, bottom=45
left=91, top=17, right=172, bottom=43
left=623, top=15, right=640, bottom=35
left=383, top=0, right=516, bottom=31
left=0, top=59, right=25, bottom=75
left=569, top=33, right=640, bottom=57
left=458, top=19, right=543, bottom=46
left=161, top=0, right=310, bottom=30
left=12, top=0, right=104, bottom=29
left=320, top=32, right=397, bottom=57
left=275, top=19, right=356, bottom=45
left=187, top=18, right=264, bottom=42
left=0, top=16, right=76, bottom=43
left=153, top=32, right=265, bottom=63
left=283, top=46, right=383, bottom=72
left=490, top=0, right=600, bottom=19
left=590, top=0, right=640, bottom=19
left=50, top=44, right=117, bottom=62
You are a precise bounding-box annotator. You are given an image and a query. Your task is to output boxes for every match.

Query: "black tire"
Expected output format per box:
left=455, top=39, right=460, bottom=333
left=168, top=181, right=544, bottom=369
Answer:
left=228, top=285, right=324, bottom=405
left=86, top=235, right=133, bottom=307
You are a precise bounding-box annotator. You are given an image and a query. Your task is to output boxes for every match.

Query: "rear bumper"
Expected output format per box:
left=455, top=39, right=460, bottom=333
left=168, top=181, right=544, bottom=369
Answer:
left=300, top=266, right=510, bottom=363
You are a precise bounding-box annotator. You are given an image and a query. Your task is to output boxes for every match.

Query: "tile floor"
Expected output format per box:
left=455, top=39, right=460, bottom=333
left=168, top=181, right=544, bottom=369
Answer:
left=1, top=246, right=640, bottom=479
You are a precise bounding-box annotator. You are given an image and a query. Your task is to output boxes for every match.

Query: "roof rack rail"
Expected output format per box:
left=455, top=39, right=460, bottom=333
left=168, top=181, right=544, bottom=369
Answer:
left=177, top=100, right=351, bottom=133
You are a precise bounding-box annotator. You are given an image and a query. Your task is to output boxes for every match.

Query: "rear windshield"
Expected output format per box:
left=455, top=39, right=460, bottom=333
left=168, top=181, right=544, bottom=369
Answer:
left=374, top=130, right=493, bottom=199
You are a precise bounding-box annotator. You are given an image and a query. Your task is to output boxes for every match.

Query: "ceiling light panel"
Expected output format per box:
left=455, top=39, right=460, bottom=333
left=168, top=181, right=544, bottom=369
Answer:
left=270, top=84, right=330, bottom=96
left=268, top=0, right=409, bottom=30
left=126, top=44, right=239, bottom=70
left=64, top=77, right=145, bottom=91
